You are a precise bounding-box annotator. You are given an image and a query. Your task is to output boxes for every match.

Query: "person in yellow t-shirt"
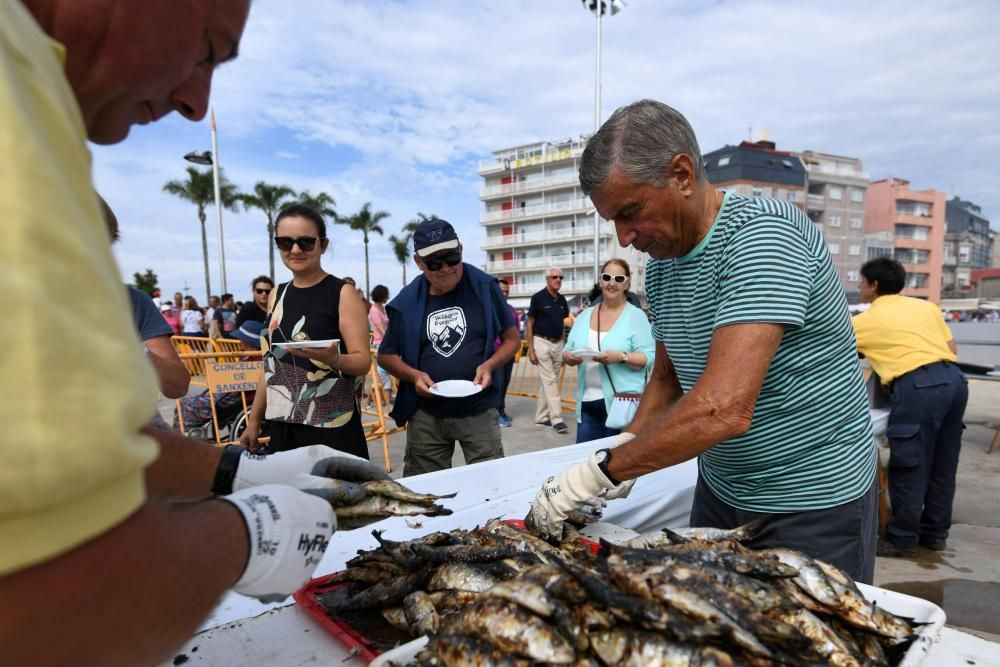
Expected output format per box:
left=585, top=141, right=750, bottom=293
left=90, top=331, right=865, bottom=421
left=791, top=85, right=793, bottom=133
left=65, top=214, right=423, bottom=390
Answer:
left=852, top=257, right=968, bottom=559
left=1, top=2, right=391, bottom=664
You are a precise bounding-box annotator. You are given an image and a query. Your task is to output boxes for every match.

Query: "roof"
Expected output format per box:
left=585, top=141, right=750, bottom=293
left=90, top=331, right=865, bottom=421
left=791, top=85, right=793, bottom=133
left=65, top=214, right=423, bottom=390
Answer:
left=971, top=268, right=1000, bottom=283
left=703, top=141, right=807, bottom=188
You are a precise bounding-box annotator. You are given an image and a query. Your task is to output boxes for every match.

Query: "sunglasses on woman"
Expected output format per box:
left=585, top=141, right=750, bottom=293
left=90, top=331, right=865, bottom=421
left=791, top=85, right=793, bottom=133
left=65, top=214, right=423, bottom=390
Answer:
left=601, top=273, right=628, bottom=283
left=425, top=252, right=462, bottom=271
left=274, top=236, right=322, bottom=252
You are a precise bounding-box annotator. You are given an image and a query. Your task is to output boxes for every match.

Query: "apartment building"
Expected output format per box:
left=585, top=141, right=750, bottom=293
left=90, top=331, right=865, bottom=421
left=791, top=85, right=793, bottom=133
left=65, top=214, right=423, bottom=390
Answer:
left=865, top=177, right=946, bottom=302
left=478, top=137, right=645, bottom=308
left=703, top=139, right=807, bottom=207
left=798, top=151, right=869, bottom=301
left=942, top=197, right=993, bottom=298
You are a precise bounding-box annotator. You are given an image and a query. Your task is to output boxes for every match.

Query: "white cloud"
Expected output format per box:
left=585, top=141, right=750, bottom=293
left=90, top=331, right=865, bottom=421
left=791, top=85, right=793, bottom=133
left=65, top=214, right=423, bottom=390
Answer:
left=93, top=0, right=1000, bottom=299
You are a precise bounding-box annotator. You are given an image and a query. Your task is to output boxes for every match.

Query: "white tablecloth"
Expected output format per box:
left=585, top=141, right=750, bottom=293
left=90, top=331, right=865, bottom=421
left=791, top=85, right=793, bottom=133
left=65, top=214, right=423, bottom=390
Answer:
left=198, top=436, right=698, bottom=632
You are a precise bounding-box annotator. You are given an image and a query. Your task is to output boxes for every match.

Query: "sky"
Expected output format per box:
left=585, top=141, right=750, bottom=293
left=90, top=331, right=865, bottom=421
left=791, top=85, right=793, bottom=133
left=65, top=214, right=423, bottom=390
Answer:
left=94, top=0, right=1000, bottom=303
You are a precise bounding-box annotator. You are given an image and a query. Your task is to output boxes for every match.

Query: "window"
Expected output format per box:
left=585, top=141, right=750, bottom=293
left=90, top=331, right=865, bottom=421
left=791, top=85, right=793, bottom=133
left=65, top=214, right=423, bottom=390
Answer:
left=751, top=188, right=763, bottom=197
left=894, top=224, right=929, bottom=241
left=848, top=244, right=861, bottom=256
left=787, top=191, right=797, bottom=203
left=829, top=186, right=843, bottom=200
left=959, top=245, right=971, bottom=263
left=828, top=243, right=840, bottom=255
left=782, top=159, right=794, bottom=169
left=717, top=156, right=730, bottom=167
left=850, top=216, right=863, bottom=229
left=828, top=215, right=842, bottom=227
left=850, top=189, right=864, bottom=203
left=848, top=270, right=860, bottom=282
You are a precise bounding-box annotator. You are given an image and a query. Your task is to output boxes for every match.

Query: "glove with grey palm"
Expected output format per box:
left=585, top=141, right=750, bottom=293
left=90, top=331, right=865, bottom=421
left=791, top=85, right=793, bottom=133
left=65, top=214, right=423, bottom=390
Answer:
left=222, top=484, right=336, bottom=603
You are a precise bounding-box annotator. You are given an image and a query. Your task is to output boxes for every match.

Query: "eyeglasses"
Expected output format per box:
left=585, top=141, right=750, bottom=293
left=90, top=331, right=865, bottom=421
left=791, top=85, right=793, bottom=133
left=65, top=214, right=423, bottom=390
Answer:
left=274, top=236, right=322, bottom=252
left=255, top=288, right=272, bottom=295
left=425, top=252, right=462, bottom=271
left=548, top=275, right=564, bottom=280
left=600, top=273, right=628, bottom=284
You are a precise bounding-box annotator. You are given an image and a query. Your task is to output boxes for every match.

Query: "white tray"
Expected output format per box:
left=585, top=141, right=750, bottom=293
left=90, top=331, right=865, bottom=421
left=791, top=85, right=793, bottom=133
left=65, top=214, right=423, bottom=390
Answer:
left=371, top=581, right=944, bottom=667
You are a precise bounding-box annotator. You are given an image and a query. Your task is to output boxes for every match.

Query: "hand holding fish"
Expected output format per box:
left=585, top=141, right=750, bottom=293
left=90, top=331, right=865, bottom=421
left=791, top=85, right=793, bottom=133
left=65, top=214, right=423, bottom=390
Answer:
left=526, top=453, right=620, bottom=540
left=221, top=484, right=336, bottom=603
left=232, top=445, right=391, bottom=506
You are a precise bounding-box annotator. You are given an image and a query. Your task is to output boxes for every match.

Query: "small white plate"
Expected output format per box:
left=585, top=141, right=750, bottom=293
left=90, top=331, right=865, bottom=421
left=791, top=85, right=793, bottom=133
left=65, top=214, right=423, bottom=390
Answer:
left=570, top=348, right=600, bottom=360
left=271, top=339, right=340, bottom=350
left=429, top=380, right=483, bottom=398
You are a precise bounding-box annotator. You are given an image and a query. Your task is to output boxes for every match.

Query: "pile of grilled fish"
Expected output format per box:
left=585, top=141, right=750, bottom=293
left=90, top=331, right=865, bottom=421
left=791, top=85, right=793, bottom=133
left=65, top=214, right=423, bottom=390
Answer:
left=319, top=521, right=919, bottom=666
left=333, top=479, right=455, bottom=529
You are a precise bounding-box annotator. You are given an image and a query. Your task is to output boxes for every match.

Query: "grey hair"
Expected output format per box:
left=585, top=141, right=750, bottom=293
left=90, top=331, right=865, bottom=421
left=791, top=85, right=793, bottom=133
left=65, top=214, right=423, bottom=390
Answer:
left=579, top=99, right=706, bottom=195
left=546, top=266, right=562, bottom=277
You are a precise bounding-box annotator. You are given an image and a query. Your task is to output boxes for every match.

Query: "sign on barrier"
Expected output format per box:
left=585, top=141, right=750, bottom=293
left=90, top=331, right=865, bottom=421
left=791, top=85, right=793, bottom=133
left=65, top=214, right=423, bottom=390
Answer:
left=206, top=360, right=263, bottom=394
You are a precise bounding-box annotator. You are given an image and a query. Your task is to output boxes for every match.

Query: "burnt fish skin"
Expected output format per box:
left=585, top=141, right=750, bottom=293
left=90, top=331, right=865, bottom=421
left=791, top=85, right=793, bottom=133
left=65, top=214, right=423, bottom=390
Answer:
left=335, top=495, right=453, bottom=520
left=589, top=629, right=738, bottom=667
left=419, top=633, right=532, bottom=667
left=448, top=598, right=576, bottom=664
left=331, top=569, right=429, bottom=611
left=403, top=590, right=440, bottom=636
left=361, top=479, right=457, bottom=504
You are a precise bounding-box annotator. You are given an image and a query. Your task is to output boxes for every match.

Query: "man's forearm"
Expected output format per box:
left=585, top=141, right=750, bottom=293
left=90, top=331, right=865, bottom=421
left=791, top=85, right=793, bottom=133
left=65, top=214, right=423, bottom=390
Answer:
left=0, top=499, right=247, bottom=667
left=525, top=318, right=535, bottom=349
left=142, top=426, right=223, bottom=500
left=378, top=353, right=422, bottom=384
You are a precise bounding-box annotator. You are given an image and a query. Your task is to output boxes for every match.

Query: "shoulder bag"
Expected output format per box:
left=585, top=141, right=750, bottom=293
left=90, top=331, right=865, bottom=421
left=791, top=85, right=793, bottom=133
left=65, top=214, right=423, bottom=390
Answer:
left=597, top=305, right=642, bottom=430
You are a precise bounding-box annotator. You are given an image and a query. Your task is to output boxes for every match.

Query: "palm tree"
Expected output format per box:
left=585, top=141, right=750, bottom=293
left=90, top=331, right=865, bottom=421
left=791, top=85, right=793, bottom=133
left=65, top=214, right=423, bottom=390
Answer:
left=237, top=181, right=296, bottom=281
left=404, top=211, right=438, bottom=235
left=163, top=166, right=241, bottom=302
left=388, top=233, right=411, bottom=286
left=341, top=202, right=390, bottom=297
left=297, top=190, right=337, bottom=220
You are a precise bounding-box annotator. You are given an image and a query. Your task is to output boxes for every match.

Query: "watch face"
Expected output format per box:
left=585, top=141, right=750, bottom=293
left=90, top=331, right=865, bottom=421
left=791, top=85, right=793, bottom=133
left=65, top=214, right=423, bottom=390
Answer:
left=595, top=449, right=610, bottom=464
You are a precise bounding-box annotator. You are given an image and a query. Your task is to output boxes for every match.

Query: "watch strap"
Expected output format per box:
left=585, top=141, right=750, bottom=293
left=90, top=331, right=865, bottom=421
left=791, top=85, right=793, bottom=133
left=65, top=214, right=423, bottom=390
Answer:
left=596, top=448, right=621, bottom=486
left=212, top=445, right=244, bottom=496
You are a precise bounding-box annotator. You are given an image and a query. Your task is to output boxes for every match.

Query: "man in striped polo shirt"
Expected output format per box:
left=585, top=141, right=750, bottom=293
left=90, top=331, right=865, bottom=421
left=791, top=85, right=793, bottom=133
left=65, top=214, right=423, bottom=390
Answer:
left=527, top=99, right=877, bottom=582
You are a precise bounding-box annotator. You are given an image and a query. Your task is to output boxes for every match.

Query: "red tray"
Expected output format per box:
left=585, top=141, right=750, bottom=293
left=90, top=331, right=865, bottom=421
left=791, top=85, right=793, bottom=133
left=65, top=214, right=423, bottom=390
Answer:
left=293, top=520, right=600, bottom=661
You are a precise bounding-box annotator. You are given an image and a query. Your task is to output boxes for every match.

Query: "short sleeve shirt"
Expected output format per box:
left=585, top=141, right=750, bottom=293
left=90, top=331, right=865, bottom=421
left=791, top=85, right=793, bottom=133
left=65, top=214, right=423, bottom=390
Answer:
left=645, top=192, right=875, bottom=512
left=528, top=289, right=569, bottom=339
left=127, top=286, right=173, bottom=341
left=213, top=307, right=238, bottom=337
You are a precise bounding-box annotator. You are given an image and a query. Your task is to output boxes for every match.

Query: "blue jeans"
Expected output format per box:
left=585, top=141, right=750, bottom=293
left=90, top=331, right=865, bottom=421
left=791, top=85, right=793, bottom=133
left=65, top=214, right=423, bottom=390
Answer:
left=576, top=399, right=620, bottom=443
left=886, top=361, right=968, bottom=547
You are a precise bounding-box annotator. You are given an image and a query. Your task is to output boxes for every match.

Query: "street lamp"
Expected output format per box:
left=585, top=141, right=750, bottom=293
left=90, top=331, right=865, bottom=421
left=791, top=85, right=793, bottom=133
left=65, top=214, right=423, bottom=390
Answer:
left=184, top=107, right=227, bottom=295
left=581, top=0, right=625, bottom=281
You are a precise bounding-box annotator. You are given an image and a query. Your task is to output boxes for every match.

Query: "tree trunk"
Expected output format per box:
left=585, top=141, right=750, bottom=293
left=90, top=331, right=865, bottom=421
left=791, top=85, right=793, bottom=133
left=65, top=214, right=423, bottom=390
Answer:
left=363, top=236, right=371, bottom=298
left=402, top=262, right=407, bottom=287
left=199, top=208, right=211, bottom=303
left=267, top=217, right=276, bottom=281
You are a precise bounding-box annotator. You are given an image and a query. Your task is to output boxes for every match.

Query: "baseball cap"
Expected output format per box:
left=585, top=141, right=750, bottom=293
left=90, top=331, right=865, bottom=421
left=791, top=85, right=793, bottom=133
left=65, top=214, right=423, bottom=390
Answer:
left=412, top=218, right=460, bottom=257
left=232, top=320, right=263, bottom=349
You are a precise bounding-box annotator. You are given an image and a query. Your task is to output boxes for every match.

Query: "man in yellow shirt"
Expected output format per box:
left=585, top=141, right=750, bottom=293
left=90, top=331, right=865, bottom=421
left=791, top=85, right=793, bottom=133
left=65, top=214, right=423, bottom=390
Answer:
left=852, top=257, right=968, bottom=558
left=1, top=2, right=391, bottom=664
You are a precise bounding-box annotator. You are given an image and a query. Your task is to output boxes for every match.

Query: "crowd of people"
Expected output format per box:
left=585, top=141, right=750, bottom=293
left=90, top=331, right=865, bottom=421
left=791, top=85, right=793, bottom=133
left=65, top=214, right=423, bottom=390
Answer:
left=2, top=1, right=971, bottom=661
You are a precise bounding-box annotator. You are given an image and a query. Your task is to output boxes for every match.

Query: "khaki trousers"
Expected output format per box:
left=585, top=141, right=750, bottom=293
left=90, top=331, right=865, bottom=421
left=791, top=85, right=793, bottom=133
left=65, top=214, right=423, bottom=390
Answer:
left=533, top=336, right=565, bottom=424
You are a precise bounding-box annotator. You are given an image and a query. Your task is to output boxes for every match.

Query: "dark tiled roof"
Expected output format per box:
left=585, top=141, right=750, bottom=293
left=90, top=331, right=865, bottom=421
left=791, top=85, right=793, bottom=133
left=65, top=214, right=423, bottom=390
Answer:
left=703, top=142, right=807, bottom=187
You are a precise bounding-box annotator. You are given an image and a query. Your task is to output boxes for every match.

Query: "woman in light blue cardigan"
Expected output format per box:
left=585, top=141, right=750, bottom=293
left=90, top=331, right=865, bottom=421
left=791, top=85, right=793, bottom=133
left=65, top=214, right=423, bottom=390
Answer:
left=563, top=259, right=655, bottom=443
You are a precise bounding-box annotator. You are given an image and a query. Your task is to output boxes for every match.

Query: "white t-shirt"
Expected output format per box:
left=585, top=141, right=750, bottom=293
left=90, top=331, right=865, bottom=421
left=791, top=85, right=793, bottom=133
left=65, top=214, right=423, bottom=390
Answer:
left=181, top=309, right=204, bottom=333
left=582, top=328, right=604, bottom=401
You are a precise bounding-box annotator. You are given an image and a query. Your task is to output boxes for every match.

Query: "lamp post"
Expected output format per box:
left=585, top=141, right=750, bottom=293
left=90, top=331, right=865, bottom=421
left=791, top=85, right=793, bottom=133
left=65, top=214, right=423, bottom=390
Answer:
left=184, top=108, right=227, bottom=295
left=581, top=0, right=625, bottom=282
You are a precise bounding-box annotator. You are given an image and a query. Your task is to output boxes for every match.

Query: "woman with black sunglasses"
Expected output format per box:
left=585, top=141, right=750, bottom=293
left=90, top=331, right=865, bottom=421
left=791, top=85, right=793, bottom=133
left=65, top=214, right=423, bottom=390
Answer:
left=562, top=258, right=655, bottom=443
left=240, top=204, right=371, bottom=458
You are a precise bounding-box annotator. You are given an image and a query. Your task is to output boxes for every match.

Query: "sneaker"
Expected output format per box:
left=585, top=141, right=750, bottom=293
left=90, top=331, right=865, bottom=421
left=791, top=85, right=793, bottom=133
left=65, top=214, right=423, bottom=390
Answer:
left=553, top=422, right=569, bottom=434
left=919, top=537, right=948, bottom=551
left=498, top=414, right=513, bottom=427
left=876, top=539, right=916, bottom=558
left=535, top=419, right=552, bottom=427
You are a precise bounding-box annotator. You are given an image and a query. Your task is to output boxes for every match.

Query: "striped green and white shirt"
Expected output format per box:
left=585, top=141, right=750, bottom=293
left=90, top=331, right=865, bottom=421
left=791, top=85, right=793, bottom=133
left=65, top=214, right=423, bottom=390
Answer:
left=646, top=192, right=875, bottom=512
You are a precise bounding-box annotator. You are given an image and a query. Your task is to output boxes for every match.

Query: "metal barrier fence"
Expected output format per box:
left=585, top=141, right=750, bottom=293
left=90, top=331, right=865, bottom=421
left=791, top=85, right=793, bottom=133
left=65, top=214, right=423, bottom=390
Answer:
left=506, top=342, right=578, bottom=414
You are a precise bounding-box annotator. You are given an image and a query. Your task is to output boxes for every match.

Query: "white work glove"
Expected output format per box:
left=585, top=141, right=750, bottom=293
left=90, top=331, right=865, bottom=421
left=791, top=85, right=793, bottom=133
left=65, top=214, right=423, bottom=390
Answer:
left=600, top=433, right=637, bottom=501
left=232, top=445, right=391, bottom=505
left=526, top=460, right=630, bottom=542
left=221, top=484, right=336, bottom=603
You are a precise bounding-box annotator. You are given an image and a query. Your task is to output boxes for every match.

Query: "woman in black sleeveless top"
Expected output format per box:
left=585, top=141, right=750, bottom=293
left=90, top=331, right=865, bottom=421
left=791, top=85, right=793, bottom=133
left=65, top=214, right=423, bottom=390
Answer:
left=241, top=204, right=370, bottom=458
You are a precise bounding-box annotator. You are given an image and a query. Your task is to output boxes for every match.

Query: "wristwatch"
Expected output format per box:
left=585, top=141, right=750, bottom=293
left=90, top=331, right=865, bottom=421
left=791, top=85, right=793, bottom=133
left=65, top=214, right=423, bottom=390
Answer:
left=212, top=445, right=245, bottom=496
left=594, top=448, right=621, bottom=486
left=621, top=352, right=629, bottom=364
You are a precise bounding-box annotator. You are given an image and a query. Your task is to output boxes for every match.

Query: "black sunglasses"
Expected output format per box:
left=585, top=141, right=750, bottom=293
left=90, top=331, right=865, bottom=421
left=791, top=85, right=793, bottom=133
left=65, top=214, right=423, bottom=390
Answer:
left=255, top=288, right=272, bottom=295
left=600, top=273, right=627, bottom=284
left=274, top=236, right=322, bottom=252
left=425, top=252, right=462, bottom=271
left=548, top=275, right=564, bottom=280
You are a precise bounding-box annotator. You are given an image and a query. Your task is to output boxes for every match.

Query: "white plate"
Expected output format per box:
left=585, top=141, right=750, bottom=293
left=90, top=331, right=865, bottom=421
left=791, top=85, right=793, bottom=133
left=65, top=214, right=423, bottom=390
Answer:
left=569, top=348, right=600, bottom=360
left=429, top=380, right=483, bottom=398
left=271, top=339, right=340, bottom=350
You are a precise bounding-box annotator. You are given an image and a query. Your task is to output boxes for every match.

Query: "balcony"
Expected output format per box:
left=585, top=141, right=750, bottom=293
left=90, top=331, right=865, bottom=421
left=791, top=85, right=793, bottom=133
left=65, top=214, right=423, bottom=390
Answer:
left=477, top=146, right=584, bottom=175
left=481, top=225, right=612, bottom=249
left=481, top=197, right=591, bottom=224
left=510, top=279, right=594, bottom=297
left=480, top=173, right=579, bottom=199
left=486, top=254, right=595, bottom=273
left=806, top=193, right=825, bottom=211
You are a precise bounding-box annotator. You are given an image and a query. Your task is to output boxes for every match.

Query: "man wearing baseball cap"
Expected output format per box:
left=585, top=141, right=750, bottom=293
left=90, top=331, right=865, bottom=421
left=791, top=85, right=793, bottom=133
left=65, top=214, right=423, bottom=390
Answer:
left=378, top=219, right=520, bottom=475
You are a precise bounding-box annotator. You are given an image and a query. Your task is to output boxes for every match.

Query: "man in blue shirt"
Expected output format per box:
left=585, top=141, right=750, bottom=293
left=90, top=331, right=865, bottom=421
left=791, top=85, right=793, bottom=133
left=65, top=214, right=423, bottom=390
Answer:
left=379, top=219, right=520, bottom=475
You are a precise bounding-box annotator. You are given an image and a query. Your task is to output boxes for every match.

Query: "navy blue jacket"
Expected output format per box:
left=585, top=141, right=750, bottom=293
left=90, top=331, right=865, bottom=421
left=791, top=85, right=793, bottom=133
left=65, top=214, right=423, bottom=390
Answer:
left=382, top=263, right=509, bottom=427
